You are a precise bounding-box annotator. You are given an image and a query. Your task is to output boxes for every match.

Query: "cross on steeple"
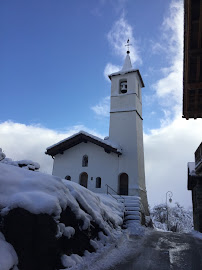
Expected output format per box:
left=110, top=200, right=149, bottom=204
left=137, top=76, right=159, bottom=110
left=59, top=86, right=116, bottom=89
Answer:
left=125, top=39, right=132, bottom=54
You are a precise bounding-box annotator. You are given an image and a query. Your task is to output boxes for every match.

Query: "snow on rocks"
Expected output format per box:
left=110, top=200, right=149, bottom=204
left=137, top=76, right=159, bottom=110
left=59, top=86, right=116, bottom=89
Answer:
left=0, top=148, right=40, bottom=171
left=0, top=162, right=125, bottom=270
left=0, top=148, right=6, bottom=161
left=0, top=232, right=18, bottom=270
left=0, top=163, right=69, bottom=218
left=57, top=223, right=75, bottom=239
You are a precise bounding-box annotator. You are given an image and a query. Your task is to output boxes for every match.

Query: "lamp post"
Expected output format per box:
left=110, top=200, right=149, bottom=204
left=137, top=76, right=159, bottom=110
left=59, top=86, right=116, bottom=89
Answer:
left=166, top=191, right=173, bottom=230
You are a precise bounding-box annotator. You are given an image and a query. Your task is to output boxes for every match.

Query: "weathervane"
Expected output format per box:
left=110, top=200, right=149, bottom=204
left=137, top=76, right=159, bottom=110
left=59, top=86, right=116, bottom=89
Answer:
left=125, top=39, right=132, bottom=54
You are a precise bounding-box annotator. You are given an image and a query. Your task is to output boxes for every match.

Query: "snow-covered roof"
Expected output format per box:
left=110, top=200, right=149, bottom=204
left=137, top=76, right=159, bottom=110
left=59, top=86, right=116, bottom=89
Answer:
left=46, top=131, right=122, bottom=157
left=188, top=162, right=195, bottom=176
left=108, top=69, right=144, bottom=87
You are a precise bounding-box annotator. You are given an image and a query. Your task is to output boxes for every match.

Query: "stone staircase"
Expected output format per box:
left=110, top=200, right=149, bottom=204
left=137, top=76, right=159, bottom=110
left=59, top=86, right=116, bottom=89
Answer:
left=113, top=195, right=143, bottom=228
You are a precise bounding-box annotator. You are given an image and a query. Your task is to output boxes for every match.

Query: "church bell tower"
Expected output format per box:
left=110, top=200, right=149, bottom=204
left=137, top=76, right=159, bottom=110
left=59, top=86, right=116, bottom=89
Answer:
left=108, top=49, right=149, bottom=214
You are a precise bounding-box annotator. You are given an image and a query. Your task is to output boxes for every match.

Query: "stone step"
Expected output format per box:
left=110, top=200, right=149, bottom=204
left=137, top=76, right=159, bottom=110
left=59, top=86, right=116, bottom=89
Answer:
left=123, top=219, right=140, bottom=228
left=124, top=220, right=141, bottom=226
left=124, top=197, right=140, bottom=201
left=125, top=219, right=141, bottom=224
left=125, top=210, right=139, bottom=215
left=125, top=211, right=141, bottom=217
left=125, top=207, right=140, bottom=212
left=125, top=202, right=140, bottom=206
left=125, top=204, right=140, bottom=209
left=124, top=215, right=141, bottom=221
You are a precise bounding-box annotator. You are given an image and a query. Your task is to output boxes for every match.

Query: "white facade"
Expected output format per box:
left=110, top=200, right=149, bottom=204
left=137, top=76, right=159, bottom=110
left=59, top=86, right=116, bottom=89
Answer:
left=52, top=141, right=119, bottom=194
left=46, top=52, right=149, bottom=214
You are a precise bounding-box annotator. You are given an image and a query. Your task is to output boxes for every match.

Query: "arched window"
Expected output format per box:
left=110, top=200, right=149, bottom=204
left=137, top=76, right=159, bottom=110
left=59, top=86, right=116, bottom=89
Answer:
left=65, top=175, right=71, bottom=180
left=120, top=80, right=127, bottom=94
left=82, top=155, right=88, bottom=167
left=119, top=173, right=128, bottom=195
left=80, top=172, right=88, bottom=188
left=96, top=177, right=101, bottom=188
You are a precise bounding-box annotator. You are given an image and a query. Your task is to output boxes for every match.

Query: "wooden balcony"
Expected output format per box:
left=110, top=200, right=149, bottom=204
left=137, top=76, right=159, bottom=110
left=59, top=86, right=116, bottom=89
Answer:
left=183, top=0, right=202, bottom=119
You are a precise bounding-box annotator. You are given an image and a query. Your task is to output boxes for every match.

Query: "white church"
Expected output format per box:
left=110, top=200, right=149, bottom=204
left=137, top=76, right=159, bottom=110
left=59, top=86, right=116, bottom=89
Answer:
left=46, top=49, right=149, bottom=215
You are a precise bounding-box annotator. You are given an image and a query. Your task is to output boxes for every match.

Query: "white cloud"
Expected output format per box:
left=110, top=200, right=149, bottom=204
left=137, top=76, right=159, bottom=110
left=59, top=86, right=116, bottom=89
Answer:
left=103, top=63, right=121, bottom=81
left=0, top=121, right=103, bottom=174
left=144, top=115, right=202, bottom=209
left=107, top=15, right=141, bottom=65
left=91, top=96, right=110, bottom=117
left=152, top=0, right=183, bottom=116
left=143, top=0, right=200, bottom=209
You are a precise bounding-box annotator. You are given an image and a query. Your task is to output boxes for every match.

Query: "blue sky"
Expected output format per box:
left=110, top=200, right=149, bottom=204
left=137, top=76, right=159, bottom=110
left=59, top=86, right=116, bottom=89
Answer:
left=1, top=0, right=171, bottom=133
left=1, top=0, right=202, bottom=208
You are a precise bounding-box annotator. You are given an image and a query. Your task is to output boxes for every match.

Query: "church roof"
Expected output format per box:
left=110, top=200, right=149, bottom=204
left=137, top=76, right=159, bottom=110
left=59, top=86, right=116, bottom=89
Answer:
left=45, top=131, right=122, bottom=157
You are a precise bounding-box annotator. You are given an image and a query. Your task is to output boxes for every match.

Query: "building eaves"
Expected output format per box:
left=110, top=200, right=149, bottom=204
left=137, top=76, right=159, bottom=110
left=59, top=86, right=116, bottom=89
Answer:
left=45, top=131, right=122, bottom=157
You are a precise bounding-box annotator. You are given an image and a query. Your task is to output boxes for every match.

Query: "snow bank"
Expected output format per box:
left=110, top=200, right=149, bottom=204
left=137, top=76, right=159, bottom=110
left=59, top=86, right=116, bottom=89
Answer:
left=0, top=163, right=70, bottom=218
left=0, top=232, right=18, bottom=270
left=64, top=181, right=123, bottom=230
left=191, top=230, right=202, bottom=240
left=0, top=162, right=125, bottom=269
left=0, top=148, right=40, bottom=171
left=0, top=163, right=123, bottom=232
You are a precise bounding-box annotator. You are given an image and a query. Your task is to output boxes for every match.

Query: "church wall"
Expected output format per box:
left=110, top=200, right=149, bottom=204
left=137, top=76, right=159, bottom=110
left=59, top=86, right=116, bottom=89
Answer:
left=52, top=142, right=119, bottom=194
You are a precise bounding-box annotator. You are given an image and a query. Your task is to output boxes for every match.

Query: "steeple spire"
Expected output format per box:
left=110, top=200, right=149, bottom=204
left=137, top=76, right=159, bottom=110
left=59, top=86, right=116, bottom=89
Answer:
left=122, top=53, right=132, bottom=71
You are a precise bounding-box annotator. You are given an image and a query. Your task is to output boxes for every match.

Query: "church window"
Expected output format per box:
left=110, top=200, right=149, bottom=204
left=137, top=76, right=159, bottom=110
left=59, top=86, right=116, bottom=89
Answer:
left=96, top=177, right=101, bottom=188
left=82, top=155, right=88, bottom=167
left=120, top=80, right=127, bottom=94
left=65, top=175, right=71, bottom=180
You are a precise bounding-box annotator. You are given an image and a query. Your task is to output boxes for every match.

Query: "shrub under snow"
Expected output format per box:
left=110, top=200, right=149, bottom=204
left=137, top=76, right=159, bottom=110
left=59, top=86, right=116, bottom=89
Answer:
left=151, top=203, right=193, bottom=233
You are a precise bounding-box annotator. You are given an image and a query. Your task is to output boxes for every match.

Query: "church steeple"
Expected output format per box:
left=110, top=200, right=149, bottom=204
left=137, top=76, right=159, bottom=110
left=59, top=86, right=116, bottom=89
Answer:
left=108, top=43, right=148, bottom=215
left=121, top=53, right=132, bottom=71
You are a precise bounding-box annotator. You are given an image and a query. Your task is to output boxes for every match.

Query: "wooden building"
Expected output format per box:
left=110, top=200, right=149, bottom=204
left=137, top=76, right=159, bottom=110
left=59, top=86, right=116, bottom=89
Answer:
left=183, top=0, right=202, bottom=119
left=188, top=143, right=202, bottom=232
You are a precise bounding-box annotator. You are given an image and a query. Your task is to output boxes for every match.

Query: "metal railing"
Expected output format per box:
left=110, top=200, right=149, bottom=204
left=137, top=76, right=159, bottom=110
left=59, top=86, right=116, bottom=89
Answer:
left=105, top=184, right=125, bottom=204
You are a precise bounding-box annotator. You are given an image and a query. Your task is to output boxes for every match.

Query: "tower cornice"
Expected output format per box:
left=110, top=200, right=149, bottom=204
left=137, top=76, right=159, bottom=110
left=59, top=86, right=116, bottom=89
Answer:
left=108, top=69, right=145, bottom=88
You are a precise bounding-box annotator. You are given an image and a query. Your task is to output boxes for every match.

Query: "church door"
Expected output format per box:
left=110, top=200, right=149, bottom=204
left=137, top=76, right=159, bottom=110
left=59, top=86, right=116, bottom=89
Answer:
left=80, top=172, right=88, bottom=188
left=119, top=173, right=128, bottom=195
